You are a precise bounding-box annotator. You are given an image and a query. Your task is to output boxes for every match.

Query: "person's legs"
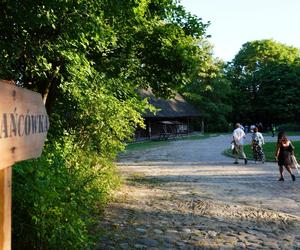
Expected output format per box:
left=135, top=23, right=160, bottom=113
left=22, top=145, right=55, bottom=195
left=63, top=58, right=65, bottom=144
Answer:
left=234, top=149, right=239, bottom=163
left=278, top=165, right=284, bottom=181
left=240, top=145, right=247, bottom=164
left=261, top=149, right=265, bottom=163
left=253, top=144, right=259, bottom=162
left=258, top=145, right=265, bottom=163
left=285, top=165, right=296, bottom=181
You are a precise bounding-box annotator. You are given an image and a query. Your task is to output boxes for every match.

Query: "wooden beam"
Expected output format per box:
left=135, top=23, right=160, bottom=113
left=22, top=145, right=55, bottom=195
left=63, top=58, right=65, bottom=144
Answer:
left=0, top=166, right=12, bottom=250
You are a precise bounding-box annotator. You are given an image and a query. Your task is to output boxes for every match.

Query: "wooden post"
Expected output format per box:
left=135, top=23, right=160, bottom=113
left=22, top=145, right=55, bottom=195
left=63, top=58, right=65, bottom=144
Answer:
left=0, top=80, right=50, bottom=250
left=0, top=166, right=12, bottom=250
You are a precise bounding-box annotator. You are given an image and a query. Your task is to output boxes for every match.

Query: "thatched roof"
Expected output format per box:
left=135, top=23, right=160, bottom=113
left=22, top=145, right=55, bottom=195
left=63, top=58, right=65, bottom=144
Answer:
left=138, top=89, right=201, bottom=118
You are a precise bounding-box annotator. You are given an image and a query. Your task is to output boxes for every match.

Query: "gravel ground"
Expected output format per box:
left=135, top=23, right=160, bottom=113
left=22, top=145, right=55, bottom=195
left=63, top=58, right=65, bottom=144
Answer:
left=96, top=135, right=300, bottom=250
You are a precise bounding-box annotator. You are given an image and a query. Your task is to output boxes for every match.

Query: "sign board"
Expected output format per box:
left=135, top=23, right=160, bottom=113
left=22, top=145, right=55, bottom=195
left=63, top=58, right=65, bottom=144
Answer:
left=0, top=80, right=49, bottom=170
left=0, top=80, right=49, bottom=250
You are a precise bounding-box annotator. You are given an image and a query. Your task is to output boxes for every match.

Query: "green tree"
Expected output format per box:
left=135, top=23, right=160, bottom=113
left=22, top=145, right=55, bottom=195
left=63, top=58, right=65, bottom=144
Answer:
left=0, top=0, right=212, bottom=248
left=181, top=42, right=233, bottom=132
left=228, top=39, right=300, bottom=125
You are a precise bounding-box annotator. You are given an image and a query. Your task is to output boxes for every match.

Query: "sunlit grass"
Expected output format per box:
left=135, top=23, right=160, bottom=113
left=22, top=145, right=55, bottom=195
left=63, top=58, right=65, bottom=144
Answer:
left=125, top=140, right=170, bottom=152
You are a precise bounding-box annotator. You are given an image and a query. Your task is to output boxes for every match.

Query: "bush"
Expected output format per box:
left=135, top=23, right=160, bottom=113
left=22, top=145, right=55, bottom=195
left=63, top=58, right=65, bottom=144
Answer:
left=13, top=135, right=120, bottom=249
left=11, top=49, right=148, bottom=250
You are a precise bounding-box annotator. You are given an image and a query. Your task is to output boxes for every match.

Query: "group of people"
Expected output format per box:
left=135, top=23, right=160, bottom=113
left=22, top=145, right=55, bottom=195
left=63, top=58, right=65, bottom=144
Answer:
left=232, top=123, right=297, bottom=181
left=232, top=123, right=264, bottom=165
left=240, top=122, right=264, bottom=134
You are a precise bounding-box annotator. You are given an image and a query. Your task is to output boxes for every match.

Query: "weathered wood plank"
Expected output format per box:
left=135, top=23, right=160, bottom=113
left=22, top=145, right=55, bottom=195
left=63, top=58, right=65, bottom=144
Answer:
left=0, top=167, right=12, bottom=250
left=0, top=80, right=49, bottom=250
left=0, top=80, right=49, bottom=170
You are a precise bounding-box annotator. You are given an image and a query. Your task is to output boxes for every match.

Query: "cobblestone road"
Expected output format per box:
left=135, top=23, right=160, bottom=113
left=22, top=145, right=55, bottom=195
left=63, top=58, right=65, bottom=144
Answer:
left=96, top=135, right=300, bottom=250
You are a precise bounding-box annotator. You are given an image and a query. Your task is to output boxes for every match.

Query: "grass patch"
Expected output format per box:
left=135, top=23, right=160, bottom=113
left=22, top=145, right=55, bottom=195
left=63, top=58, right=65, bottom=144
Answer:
left=125, top=133, right=217, bottom=152
left=125, top=140, right=170, bottom=152
left=224, top=141, right=300, bottom=162
left=176, top=133, right=221, bottom=141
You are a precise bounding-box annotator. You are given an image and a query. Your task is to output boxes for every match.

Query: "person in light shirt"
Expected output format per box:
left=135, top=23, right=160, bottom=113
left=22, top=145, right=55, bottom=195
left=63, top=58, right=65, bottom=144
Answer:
left=232, top=123, right=248, bottom=164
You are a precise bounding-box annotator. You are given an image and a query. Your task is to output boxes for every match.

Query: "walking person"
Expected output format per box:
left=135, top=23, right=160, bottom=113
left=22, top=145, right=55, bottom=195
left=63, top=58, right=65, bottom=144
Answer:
left=251, top=127, right=265, bottom=163
left=232, top=123, right=248, bottom=164
left=271, top=124, right=276, bottom=137
left=275, top=131, right=296, bottom=181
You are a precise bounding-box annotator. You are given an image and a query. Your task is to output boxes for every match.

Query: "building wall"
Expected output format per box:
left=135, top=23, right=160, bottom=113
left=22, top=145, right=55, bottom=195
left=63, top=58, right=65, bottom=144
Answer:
left=135, top=117, right=201, bottom=140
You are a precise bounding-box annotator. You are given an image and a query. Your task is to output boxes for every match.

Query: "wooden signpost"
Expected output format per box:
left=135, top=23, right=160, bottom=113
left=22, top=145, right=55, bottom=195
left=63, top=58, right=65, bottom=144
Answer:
left=0, top=80, right=49, bottom=250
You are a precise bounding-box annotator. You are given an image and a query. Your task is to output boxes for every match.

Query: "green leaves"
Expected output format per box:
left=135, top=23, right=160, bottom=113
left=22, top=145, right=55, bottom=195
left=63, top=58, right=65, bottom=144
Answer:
left=181, top=45, right=233, bottom=132
left=13, top=136, right=120, bottom=249
left=1, top=0, right=212, bottom=248
left=228, top=39, right=300, bottom=124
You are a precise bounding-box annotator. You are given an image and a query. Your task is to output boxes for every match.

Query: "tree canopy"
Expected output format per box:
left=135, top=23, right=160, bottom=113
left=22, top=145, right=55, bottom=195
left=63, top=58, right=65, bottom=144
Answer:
left=181, top=42, right=233, bottom=132
left=0, top=0, right=215, bottom=248
left=0, top=0, right=216, bottom=153
left=227, top=39, right=300, bottom=125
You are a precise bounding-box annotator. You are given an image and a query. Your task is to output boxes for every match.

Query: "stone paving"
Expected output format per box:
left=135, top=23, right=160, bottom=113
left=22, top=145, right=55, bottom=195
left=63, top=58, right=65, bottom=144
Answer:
left=96, top=135, right=300, bottom=249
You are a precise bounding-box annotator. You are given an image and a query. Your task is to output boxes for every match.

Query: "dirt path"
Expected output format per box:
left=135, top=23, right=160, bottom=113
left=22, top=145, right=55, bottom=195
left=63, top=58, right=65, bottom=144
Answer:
left=96, top=135, right=300, bottom=250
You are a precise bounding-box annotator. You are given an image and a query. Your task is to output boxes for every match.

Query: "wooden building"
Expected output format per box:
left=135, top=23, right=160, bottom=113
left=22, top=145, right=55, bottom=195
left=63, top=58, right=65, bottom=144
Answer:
left=136, top=89, right=201, bottom=140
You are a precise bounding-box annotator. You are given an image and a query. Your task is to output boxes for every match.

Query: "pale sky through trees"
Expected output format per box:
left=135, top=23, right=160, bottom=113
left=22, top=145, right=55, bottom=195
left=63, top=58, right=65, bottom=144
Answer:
left=180, top=0, right=300, bottom=62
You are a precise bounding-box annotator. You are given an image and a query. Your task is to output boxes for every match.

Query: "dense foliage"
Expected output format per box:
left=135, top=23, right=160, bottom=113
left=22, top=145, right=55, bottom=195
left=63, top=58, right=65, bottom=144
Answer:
left=180, top=39, right=300, bottom=132
left=181, top=43, right=233, bottom=132
left=0, top=0, right=212, bottom=248
left=227, top=39, right=300, bottom=126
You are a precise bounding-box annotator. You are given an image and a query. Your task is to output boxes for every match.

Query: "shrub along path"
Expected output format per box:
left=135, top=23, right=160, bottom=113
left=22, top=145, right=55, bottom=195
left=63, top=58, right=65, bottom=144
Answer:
left=96, top=135, right=300, bottom=249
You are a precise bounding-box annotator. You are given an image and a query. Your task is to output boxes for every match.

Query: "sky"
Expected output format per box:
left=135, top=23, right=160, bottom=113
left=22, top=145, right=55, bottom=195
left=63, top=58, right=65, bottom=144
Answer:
left=180, top=0, right=300, bottom=62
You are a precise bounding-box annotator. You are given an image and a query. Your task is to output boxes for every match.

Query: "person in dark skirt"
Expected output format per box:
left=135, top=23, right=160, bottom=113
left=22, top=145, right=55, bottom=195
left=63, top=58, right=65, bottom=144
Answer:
left=275, top=131, right=296, bottom=181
